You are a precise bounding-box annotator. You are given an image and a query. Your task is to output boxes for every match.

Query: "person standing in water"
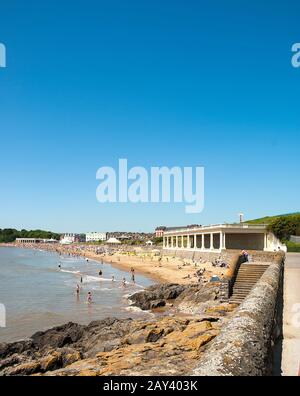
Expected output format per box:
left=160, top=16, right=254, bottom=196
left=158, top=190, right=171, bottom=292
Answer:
left=122, top=277, right=126, bottom=287
left=80, top=276, right=83, bottom=283
left=112, top=275, right=115, bottom=282
left=99, top=270, right=102, bottom=276
left=76, top=284, right=80, bottom=295
left=130, top=267, right=135, bottom=283
left=87, top=291, right=92, bottom=303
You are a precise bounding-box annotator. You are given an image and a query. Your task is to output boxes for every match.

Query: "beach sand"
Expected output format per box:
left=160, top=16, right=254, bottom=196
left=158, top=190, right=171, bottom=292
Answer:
left=82, top=250, right=226, bottom=285
left=1, top=243, right=226, bottom=285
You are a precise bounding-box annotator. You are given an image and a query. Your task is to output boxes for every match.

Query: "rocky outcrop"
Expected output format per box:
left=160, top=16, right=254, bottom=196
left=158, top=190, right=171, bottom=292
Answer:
left=0, top=315, right=229, bottom=376
left=129, top=283, right=186, bottom=310
left=129, top=282, right=222, bottom=313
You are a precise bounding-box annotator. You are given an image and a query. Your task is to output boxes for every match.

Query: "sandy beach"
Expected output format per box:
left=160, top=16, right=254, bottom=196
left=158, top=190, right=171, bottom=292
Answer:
left=86, top=251, right=227, bottom=284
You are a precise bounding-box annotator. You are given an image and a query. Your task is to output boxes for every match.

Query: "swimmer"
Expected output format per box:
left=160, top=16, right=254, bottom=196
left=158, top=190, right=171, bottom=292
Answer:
left=99, top=270, right=102, bottom=276
left=58, top=264, right=61, bottom=270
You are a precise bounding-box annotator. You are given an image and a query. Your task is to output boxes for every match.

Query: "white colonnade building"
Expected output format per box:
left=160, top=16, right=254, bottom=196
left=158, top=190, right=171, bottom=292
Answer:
left=162, top=224, right=287, bottom=253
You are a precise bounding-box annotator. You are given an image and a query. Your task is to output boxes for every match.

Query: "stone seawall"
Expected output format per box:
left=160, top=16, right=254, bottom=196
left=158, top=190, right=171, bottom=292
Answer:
left=162, top=249, right=234, bottom=263
left=162, top=248, right=281, bottom=265
left=191, top=254, right=284, bottom=376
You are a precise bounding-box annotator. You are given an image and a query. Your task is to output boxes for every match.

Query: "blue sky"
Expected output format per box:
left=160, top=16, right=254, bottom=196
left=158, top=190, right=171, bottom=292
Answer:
left=0, top=0, right=300, bottom=232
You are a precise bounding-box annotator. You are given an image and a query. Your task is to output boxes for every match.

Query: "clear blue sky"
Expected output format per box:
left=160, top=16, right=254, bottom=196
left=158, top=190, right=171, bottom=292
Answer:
left=0, top=1, right=300, bottom=233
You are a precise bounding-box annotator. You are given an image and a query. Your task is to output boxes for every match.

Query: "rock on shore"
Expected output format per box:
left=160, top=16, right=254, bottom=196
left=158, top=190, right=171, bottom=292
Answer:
left=129, top=282, right=223, bottom=314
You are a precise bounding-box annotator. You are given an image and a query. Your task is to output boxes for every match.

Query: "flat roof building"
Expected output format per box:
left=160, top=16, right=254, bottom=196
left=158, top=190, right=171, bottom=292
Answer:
left=86, top=232, right=107, bottom=242
left=16, top=238, right=58, bottom=244
left=163, top=223, right=287, bottom=252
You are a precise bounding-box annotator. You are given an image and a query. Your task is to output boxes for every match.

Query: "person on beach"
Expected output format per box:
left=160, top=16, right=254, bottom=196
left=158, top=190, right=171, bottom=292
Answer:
left=87, top=291, right=92, bottom=303
left=242, top=250, right=249, bottom=262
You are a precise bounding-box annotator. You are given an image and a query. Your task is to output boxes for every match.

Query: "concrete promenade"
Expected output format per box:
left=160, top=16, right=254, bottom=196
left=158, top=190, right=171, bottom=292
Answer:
left=282, top=253, right=300, bottom=375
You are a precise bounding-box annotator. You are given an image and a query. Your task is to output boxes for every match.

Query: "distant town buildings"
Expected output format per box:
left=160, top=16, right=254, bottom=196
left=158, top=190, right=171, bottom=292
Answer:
left=107, top=232, right=154, bottom=241
left=155, top=226, right=166, bottom=237
left=85, top=232, right=107, bottom=242
left=16, top=231, right=155, bottom=245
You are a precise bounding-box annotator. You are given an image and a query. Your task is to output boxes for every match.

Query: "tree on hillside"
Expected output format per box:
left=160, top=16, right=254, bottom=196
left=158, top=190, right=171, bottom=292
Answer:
left=267, top=215, right=300, bottom=240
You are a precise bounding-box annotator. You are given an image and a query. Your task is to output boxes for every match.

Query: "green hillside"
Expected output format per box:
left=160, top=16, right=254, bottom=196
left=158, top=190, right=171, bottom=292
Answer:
left=245, top=212, right=300, bottom=225
left=245, top=213, right=300, bottom=252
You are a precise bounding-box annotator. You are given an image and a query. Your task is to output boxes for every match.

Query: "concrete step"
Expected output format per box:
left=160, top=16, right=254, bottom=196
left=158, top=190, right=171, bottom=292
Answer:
left=235, top=280, right=262, bottom=283
left=238, top=270, right=268, bottom=272
left=238, top=269, right=268, bottom=272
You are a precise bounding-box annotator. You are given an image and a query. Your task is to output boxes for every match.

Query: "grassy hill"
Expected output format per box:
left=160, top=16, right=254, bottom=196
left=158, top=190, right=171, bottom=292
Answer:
left=245, top=212, right=300, bottom=225
left=245, top=212, right=300, bottom=252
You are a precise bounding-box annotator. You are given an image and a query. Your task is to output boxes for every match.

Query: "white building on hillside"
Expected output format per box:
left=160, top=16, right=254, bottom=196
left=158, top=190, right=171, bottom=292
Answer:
left=86, top=232, right=107, bottom=242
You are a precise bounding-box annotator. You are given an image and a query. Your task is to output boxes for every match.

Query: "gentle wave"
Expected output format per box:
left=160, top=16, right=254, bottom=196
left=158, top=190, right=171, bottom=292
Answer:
left=124, top=306, right=154, bottom=316
left=83, top=275, right=112, bottom=283
left=60, top=269, right=81, bottom=274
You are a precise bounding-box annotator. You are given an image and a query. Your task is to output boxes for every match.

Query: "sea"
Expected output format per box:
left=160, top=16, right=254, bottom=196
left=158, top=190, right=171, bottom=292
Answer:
left=0, top=247, right=154, bottom=343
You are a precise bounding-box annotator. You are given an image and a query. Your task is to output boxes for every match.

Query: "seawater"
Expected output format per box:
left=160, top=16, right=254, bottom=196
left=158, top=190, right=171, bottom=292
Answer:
left=0, top=247, right=154, bottom=342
